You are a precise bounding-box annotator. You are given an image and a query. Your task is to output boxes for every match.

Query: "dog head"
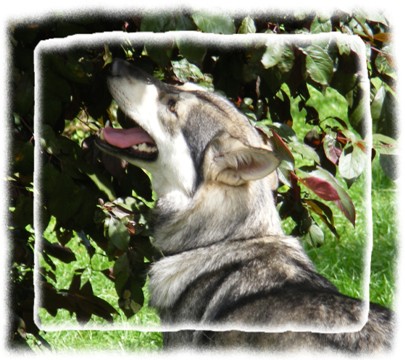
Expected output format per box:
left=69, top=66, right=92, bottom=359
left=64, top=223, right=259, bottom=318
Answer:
left=97, top=59, right=279, bottom=204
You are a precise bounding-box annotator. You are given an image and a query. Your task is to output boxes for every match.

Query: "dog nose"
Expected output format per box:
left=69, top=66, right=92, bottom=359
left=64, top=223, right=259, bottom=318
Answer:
left=109, top=59, right=156, bottom=85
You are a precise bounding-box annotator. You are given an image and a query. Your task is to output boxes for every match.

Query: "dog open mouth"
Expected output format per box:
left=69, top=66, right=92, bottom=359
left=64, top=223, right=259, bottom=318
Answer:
left=97, top=124, right=158, bottom=161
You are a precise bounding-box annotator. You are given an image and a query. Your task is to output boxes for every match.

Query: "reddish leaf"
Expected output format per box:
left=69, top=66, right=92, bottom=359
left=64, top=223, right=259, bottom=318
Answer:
left=309, top=168, right=356, bottom=226
left=304, top=199, right=334, bottom=224
left=304, top=199, right=339, bottom=238
left=323, top=134, right=342, bottom=164
left=270, top=128, right=295, bottom=166
left=334, top=198, right=356, bottom=226
left=373, top=32, right=391, bottom=43
left=298, top=176, right=340, bottom=201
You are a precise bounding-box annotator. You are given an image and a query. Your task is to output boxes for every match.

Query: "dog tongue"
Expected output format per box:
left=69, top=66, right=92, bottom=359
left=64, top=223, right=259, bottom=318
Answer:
left=102, top=126, right=154, bottom=148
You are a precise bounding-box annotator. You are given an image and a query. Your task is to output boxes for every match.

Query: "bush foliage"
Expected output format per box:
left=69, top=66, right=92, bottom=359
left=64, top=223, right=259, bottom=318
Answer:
left=8, top=10, right=396, bottom=348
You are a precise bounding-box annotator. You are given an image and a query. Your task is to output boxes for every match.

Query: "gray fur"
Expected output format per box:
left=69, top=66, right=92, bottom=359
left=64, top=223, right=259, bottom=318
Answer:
left=98, top=59, right=393, bottom=353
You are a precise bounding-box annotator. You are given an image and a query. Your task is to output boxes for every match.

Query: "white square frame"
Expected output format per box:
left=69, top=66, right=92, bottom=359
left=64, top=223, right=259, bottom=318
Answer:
left=33, top=31, right=373, bottom=334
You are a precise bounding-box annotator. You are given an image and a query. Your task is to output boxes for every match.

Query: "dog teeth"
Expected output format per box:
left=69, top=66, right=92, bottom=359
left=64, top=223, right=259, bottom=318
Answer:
left=132, top=143, right=157, bottom=153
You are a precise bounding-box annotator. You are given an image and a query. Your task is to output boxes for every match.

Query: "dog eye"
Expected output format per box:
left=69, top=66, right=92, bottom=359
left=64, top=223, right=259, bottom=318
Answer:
left=167, top=99, right=177, bottom=113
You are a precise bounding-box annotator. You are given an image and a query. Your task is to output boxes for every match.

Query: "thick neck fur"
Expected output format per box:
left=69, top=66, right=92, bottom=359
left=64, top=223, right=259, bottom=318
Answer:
left=152, top=177, right=283, bottom=255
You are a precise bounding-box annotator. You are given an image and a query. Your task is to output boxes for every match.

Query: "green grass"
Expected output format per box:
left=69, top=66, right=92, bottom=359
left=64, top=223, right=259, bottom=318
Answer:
left=369, top=157, right=397, bottom=307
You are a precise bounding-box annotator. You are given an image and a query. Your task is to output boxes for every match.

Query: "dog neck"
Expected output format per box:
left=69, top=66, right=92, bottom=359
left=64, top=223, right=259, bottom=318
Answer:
left=152, top=177, right=283, bottom=255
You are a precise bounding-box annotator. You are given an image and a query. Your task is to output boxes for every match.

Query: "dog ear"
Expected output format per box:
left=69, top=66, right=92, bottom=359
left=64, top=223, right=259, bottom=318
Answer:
left=205, top=135, right=280, bottom=186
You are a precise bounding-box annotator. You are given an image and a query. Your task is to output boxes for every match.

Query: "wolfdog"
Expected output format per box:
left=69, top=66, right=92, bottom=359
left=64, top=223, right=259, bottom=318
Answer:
left=96, top=58, right=393, bottom=352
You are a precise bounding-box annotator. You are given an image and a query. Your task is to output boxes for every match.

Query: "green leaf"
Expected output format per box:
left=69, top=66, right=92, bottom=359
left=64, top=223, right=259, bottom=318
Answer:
left=107, top=217, right=130, bottom=251
left=176, top=39, right=207, bottom=65
left=375, top=46, right=395, bottom=79
left=304, top=223, right=325, bottom=246
left=310, top=16, right=332, bottom=33
left=371, top=85, right=386, bottom=122
left=192, top=13, right=235, bottom=34
left=141, top=14, right=196, bottom=32
left=173, top=15, right=197, bottom=31
left=264, top=45, right=296, bottom=74
left=171, top=58, right=205, bottom=83
left=337, top=37, right=352, bottom=56
left=113, top=254, right=130, bottom=294
left=289, top=141, right=321, bottom=164
left=355, top=10, right=388, bottom=26
left=338, top=144, right=367, bottom=180
left=261, top=42, right=284, bottom=69
left=238, top=16, right=256, bottom=34
left=144, top=41, right=174, bottom=67
left=140, top=14, right=173, bottom=32
left=302, top=45, right=334, bottom=86
left=346, top=86, right=368, bottom=132
left=87, top=173, right=116, bottom=202
left=373, top=133, right=397, bottom=155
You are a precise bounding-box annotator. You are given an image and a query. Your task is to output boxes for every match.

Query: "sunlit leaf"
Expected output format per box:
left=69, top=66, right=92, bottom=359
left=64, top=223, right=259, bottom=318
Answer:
left=373, top=133, right=397, bottom=155
left=302, top=45, right=334, bottom=86
left=304, top=223, right=325, bottom=246
left=238, top=16, right=256, bottom=34
left=309, top=168, right=356, bottom=225
left=107, top=217, right=130, bottom=251
left=323, top=133, right=342, bottom=164
left=261, top=42, right=284, bottom=69
left=176, top=39, right=207, bottom=65
left=192, top=13, right=235, bottom=34
left=289, top=141, right=321, bottom=164
left=310, top=16, right=332, bottom=33
left=371, top=85, right=386, bottom=121
left=304, top=198, right=339, bottom=238
left=171, top=58, right=205, bottom=83
left=338, top=144, right=367, bottom=180
left=375, top=46, right=395, bottom=78
left=270, top=128, right=295, bottom=167
left=298, top=176, right=340, bottom=201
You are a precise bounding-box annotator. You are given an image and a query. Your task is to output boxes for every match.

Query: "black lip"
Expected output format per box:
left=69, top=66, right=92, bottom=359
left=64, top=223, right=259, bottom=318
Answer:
left=95, top=137, right=158, bottom=162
